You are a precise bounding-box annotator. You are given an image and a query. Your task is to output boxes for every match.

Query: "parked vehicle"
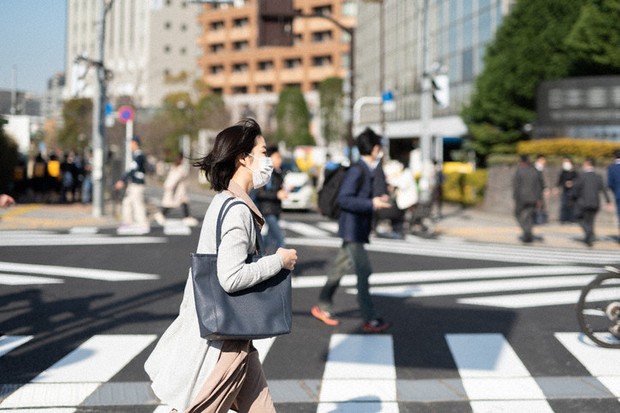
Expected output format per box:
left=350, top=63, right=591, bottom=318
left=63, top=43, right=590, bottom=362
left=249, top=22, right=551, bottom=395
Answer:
left=281, top=158, right=314, bottom=211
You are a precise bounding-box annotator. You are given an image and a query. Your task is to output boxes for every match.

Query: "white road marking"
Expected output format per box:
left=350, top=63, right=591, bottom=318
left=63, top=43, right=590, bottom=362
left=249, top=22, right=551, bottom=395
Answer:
left=317, top=334, right=398, bottom=413
left=0, top=334, right=157, bottom=409
left=446, top=333, right=553, bottom=412
left=0, top=261, right=159, bottom=282
left=0, top=335, right=33, bottom=357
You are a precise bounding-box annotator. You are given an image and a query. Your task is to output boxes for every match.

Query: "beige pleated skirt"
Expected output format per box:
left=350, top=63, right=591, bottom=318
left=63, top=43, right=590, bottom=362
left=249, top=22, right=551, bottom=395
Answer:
left=184, top=340, right=275, bottom=413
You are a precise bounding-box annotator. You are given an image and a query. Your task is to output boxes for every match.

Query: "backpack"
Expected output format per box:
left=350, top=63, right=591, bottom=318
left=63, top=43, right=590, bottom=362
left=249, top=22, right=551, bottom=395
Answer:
left=318, top=164, right=362, bottom=219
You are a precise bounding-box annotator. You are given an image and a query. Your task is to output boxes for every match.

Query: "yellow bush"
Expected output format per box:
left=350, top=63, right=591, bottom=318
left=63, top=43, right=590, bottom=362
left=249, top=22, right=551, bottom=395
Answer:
left=517, top=138, right=620, bottom=160
left=442, top=170, right=488, bottom=206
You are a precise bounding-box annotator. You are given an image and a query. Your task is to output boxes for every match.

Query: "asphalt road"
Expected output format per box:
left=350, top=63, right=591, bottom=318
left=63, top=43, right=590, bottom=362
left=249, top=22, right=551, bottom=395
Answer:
left=1, top=204, right=620, bottom=412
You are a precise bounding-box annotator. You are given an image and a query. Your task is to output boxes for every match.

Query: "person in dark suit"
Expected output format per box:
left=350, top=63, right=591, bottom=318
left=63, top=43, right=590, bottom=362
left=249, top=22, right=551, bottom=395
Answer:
left=572, top=158, right=612, bottom=247
left=608, top=149, right=620, bottom=242
left=311, top=128, right=392, bottom=332
left=513, top=154, right=544, bottom=243
left=254, top=145, right=287, bottom=253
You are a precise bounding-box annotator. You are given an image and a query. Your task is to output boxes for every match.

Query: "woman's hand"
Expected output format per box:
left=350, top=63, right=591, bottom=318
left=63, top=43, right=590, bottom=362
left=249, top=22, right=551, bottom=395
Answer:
left=276, top=248, right=298, bottom=271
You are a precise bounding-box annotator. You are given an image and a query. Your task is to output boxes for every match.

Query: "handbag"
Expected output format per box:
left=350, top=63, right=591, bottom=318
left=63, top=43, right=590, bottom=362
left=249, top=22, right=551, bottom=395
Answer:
left=191, top=197, right=292, bottom=340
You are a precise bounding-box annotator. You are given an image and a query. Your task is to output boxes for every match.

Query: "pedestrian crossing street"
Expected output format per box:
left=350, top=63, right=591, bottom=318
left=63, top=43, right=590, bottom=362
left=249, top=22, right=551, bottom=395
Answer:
left=1, top=332, right=619, bottom=412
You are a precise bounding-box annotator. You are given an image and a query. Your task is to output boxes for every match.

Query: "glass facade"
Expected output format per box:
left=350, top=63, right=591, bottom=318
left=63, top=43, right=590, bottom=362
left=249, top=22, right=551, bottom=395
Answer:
left=355, top=0, right=515, bottom=139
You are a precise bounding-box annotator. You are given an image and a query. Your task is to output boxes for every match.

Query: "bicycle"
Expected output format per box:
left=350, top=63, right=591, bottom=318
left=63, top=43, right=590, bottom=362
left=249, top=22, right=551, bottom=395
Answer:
left=576, top=266, right=620, bottom=349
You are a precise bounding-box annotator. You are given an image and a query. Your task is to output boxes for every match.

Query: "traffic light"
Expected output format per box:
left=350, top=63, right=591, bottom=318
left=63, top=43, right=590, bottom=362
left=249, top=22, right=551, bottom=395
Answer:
left=257, top=0, right=294, bottom=47
left=432, top=74, right=450, bottom=108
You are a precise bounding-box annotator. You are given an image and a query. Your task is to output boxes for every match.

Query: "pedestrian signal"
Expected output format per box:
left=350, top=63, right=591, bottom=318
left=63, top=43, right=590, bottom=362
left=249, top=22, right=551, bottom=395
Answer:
left=432, top=74, right=449, bottom=108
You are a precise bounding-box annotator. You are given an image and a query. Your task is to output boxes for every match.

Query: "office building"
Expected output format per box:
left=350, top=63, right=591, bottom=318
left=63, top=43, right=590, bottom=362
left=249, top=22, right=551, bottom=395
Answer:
left=197, top=0, right=354, bottom=141
left=65, top=0, right=201, bottom=109
left=355, top=0, right=515, bottom=160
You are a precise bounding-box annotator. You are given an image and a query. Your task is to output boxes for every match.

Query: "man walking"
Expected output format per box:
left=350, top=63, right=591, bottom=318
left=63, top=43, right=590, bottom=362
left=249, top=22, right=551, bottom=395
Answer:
left=311, top=128, right=392, bottom=333
left=115, top=136, right=150, bottom=234
left=608, top=149, right=620, bottom=243
left=513, top=155, right=544, bottom=243
left=573, top=158, right=612, bottom=247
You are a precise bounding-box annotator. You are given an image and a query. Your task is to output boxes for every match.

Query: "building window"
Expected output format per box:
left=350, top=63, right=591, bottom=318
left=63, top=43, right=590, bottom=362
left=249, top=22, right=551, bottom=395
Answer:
left=180, top=47, right=187, bottom=55
left=212, top=87, right=223, bottom=94
left=164, top=45, right=171, bottom=53
left=285, top=83, right=301, bottom=89
left=233, top=63, right=248, bottom=72
left=180, top=23, right=187, bottom=32
left=258, top=60, right=274, bottom=71
left=313, top=5, right=332, bottom=16
left=293, top=34, right=303, bottom=45
left=312, top=30, right=332, bottom=43
left=165, top=21, right=171, bottom=30
left=210, top=43, right=225, bottom=53
left=210, top=21, right=225, bottom=31
left=257, top=84, right=273, bottom=92
left=232, top=86, right=248, bottom=94
left=284, top=58, right=302, bottom=69
left=233, top=17, right=249, bottom=27
left=233, top=40, right=249, bottom=50
left=312, top=55, right=332, bottom=66
left=210, top=65, right=224, bottom=74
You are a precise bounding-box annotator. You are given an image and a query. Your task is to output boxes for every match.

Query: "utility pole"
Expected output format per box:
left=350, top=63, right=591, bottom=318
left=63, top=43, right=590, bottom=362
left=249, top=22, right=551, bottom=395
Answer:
left=90, top=0, right=114, bottom=217
left=419, top=0, right=432, bottom=203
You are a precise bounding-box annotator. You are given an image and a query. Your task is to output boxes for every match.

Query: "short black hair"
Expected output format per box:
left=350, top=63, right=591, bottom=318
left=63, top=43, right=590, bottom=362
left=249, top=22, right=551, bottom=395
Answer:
left=266, top=145, right=279, bottom=157
left=355, top=128, right=382, bottom=156
left=614, top=149, right=620, bottom=159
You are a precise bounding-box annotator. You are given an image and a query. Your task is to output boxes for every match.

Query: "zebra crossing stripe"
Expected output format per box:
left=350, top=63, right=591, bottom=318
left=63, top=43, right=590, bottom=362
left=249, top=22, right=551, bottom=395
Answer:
left=0, top=334, right=157, bottom=409
left=0, top=335, right=33, bottom=357
left=445, top=333, right=553, bottom=412
left=0, top=261, right=159, bottom=282
left=555, top=333, right=620, bottom=397
left=0, top=273, right=62, bottom=285
left=317, top=334, right=398, bottom=413
left=280, top=220, right=331, bottom=237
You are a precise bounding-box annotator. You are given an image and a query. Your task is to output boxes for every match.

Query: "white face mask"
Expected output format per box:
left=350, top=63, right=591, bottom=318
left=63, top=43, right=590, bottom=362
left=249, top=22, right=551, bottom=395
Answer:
left=247, top=154, right=274, bottom=189
left=562, top=162, right=572, bottom=171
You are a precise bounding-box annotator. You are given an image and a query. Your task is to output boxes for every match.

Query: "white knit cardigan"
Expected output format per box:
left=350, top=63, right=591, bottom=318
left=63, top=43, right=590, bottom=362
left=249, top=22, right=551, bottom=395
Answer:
left=144, top=189, right=284, bottom=410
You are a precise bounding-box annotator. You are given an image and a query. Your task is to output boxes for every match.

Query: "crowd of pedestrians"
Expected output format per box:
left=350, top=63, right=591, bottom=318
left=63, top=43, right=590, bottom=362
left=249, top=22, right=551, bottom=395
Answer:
left=513, top=151, right=620, bottom=246
left=10, top=148, right=93, bottom=205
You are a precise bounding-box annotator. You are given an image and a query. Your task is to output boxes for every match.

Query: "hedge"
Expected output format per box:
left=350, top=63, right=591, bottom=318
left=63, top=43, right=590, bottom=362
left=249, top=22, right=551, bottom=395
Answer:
left=516, top=138, right=620, bottom=160
left=442, top=169, right=488, bottom=206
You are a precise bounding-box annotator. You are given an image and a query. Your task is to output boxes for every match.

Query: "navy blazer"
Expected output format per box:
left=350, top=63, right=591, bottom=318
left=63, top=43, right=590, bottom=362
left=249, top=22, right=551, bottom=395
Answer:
left=609, top=161, right=620, bottom=200
left=337, top=160, right=375, bottom=243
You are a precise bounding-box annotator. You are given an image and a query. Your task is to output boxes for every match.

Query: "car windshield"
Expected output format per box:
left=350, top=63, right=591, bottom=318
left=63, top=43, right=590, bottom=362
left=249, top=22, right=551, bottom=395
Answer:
left=281, top=159, right=301, bottom=173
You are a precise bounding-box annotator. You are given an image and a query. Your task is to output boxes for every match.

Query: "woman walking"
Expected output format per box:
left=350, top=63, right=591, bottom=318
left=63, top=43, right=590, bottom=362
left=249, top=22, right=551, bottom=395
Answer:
left=145, top=118, right=297, bottom=412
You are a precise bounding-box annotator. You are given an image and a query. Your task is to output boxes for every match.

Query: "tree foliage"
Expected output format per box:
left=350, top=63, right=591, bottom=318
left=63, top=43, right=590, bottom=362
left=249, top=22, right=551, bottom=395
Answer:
left=275, top=86, right=314, bottom=147
left=319, top=77, right=345, bottom=144
left=462, top=0, right=587, bottom=163
left=57, top=98, right=93, bottom=152
left=137, top=91, right=230, bottom=160
left=565, top=0, right=620, bottom=75
left=0, top=123, right=19, bottom=194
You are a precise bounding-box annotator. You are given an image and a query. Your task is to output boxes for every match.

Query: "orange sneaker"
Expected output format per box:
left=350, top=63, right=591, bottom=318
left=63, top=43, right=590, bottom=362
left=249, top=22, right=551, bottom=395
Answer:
left=311, top=305, right=340, bottom=326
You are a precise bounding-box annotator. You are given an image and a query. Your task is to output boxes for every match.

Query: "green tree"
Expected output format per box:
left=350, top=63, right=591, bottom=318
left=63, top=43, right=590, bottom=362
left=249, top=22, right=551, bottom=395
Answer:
left=57, top=98, right=93, bottom=151
left=462, top=0, right=586, bottom=164
left=565, top=0, right=620, bottom=75
left=275, top=86, right=314, bottom=147
left=137, top=91, right=230, bottom=159
left=319, top=77, right=345, bottom=144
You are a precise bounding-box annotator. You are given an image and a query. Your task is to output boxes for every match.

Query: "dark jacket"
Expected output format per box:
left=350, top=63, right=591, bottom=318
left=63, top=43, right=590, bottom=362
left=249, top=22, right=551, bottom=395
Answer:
left=513, top=164, right=543, bottom=206
left=254, top=169, right=284, bottom=216
left=337, top=160, right=377, bottom=243
left=609, top=160, right=620, bottom=200
left=120, top=149, right=146, bottom=185
left=573, top=169, right=610, bottom=211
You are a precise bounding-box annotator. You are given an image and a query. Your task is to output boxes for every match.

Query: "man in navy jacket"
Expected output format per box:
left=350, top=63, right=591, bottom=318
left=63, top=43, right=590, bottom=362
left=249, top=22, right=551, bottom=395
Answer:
left=608, top=149, right=620, bottom=242
left=311, top=128, right=392, bottom=332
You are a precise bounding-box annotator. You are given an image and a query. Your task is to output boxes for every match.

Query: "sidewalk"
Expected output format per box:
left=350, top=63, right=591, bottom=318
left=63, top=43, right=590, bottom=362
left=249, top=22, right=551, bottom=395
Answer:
left=433, top=204, right=619, bottom=251
left=1, top=201, right=618, bottom=251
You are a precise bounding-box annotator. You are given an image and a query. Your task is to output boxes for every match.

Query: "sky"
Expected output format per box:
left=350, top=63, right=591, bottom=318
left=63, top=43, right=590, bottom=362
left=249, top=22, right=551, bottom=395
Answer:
left=0, top=1, right=67, bottom=95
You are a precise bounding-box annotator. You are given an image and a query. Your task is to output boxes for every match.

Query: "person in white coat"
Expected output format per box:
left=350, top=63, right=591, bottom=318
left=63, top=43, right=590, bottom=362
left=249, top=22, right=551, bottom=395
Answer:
left=144, top=118, right=297, bottom=412
left=154, top=152, right=198, bottom=227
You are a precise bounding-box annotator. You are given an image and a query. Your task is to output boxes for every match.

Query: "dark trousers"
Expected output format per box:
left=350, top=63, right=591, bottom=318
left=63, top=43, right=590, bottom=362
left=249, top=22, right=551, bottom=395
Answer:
left=515, top=203, right=536, bottom=242
left=578, top=208, right=598, bottom=244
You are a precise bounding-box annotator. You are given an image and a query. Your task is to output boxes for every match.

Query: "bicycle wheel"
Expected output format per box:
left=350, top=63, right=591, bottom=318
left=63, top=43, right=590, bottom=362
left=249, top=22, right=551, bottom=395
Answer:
left=576, top=274, right=620, bottom=349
